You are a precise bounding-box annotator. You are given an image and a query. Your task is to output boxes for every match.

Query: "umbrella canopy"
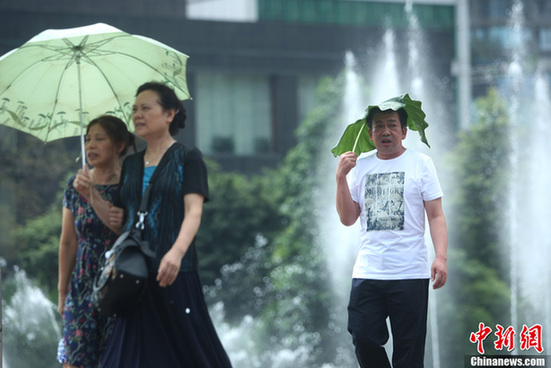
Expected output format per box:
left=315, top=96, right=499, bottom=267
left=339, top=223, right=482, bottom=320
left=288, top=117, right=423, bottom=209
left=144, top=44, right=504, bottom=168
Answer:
left=0, top=22, right=190, bottom=165
left=331, top=93, right=430, bottom=157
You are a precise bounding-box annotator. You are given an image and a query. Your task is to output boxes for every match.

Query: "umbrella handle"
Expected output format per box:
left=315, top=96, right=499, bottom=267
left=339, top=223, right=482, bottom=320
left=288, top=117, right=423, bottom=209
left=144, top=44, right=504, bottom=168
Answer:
left=77, top=53, right=86, bottom=171
left=80, top=133, right=86, bottom=171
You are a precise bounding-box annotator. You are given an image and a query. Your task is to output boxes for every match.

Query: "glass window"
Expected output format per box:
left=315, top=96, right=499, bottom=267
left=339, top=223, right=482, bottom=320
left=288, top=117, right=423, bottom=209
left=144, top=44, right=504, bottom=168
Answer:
left=473, top=28, right=487, bottom=41
left=488, top=0, right=511, bottom=18
left=297, top=76, right=320, bottom=124
left=257, top=0, right=454, bottom=29
left=488, top=26, right=532, bottom=49
left=186, top=0, right=258, bottom=22
left=195, top=72, right=272, bottom=156
left=540, top=28, right=551, bottom=52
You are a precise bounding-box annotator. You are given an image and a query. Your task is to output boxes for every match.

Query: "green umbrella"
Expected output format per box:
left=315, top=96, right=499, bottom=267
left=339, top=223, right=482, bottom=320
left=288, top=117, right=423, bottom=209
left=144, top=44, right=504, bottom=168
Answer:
left=0, top=23, right=190, bottom=168
left=331, top=93, right=430, bottom=157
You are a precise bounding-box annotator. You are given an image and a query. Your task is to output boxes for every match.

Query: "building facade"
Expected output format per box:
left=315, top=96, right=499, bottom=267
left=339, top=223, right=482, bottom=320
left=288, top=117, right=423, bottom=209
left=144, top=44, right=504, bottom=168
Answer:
left=0, top=0, right=456, bottom=174
left=469, top=0, right=551, bottom=97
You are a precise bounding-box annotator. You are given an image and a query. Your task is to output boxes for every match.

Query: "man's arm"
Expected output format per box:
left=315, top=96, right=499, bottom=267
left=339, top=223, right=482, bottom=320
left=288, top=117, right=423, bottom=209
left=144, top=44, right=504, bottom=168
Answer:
left=425, top=197, right=448, bottom=289
left=336, top=152, right=361, bottom=226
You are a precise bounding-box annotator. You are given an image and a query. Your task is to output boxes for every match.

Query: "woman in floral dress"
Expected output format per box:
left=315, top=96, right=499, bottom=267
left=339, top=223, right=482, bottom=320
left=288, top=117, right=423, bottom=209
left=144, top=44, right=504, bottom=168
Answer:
left=57, top=115, right=134, bottom=368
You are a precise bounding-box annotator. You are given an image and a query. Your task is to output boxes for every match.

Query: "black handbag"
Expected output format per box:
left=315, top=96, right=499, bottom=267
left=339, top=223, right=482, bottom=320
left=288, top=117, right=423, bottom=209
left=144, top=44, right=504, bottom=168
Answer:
left=91, top=184, right=156, bottom=317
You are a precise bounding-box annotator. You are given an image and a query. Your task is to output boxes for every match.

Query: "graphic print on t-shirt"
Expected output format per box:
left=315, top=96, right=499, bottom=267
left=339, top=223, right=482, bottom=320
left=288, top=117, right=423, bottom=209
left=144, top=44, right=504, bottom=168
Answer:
left=364, top=171, right=405, bottom=231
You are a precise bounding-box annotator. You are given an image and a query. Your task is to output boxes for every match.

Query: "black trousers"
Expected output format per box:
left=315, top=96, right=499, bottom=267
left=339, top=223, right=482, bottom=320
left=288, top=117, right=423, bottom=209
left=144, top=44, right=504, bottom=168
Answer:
left=347, top=278, right=429, bottom=368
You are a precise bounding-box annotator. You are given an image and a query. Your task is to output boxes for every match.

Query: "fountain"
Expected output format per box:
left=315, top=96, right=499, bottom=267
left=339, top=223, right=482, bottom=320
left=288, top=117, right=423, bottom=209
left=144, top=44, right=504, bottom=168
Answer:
left=2, top=267, right=62, bottom=368
left=506, top=0, right=524, bottom=339
left=319, top=1, right=455, bottom=365
left=530, top=69, right=551, bottom=349
left=505, top=0, right=551, bottom=353
left=321, top=50, right=362, bottom=298
left=372, top=27, right=401, bottom=102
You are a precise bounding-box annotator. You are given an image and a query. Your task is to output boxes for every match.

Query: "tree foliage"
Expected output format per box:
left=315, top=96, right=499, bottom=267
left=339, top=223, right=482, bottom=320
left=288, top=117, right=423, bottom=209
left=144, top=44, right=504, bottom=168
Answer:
left=204, top=75, right=348, bottom=366
left=11, top=203, right=63, bottom=302
left=198, top=159, right=287, bottom=286
left=437, top=88, right=512, bottom=366
left=0, top=129, right=76, bottom=266
left=446, top=88, right=510, bottom=273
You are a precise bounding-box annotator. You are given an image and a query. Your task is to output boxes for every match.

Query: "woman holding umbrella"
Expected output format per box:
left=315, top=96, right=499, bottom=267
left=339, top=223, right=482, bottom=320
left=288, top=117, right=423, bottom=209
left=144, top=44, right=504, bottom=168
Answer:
left=98, top=81, right=232, bottom=367
left=57, top=115, right=135, bottom=368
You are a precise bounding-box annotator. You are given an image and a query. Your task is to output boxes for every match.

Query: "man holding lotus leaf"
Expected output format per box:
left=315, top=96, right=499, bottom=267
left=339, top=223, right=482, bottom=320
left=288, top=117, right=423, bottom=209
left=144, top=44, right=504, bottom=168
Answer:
left=333, top=94, right=448, bottom=368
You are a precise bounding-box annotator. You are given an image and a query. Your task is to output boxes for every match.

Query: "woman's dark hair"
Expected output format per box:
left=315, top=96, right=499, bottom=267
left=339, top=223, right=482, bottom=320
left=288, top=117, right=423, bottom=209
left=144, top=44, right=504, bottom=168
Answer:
left=136, top=81, right=187, bottom=136
left=366, top=107, right=408, bottom=129
left=86, top=115, right=136, bottom=157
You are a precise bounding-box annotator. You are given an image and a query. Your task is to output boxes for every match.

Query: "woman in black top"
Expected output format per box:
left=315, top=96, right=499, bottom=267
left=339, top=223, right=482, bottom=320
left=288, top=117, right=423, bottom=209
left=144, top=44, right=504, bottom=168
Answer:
left=101, top=81, right=232, bottom=368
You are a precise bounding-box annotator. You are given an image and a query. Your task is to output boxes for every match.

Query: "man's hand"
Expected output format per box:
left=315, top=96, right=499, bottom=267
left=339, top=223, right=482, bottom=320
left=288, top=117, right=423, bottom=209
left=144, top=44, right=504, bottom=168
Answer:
left=431, top=256, right=448, bottom=289
left=336, top=151, right=358, bottom=180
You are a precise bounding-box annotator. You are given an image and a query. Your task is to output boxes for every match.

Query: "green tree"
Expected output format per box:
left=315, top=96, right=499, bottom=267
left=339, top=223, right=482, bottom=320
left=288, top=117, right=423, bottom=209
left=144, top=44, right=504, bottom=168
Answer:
left=198, top=159, right=286, bottom=286
left=447, top=88, right=510, bottom=272
left=11, top=179, right=67, bottom=302
left=0, top=129, right=77, bottom=266
left=260, top=77, right=346, bottom=366
left=205, top=75, right=350, bottom=367
left=438, top=88, right=511, bottom=365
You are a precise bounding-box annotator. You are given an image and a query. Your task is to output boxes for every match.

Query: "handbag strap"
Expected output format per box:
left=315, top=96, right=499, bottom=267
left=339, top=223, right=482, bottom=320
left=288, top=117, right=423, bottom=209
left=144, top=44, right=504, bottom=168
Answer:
left=135, top=183, right=152, bottom=231
left=130, top=184, right=156, bottom=258
left=134, top=143, right=177, bottom=227
left=135, top=146, right=166, bottom=230
left=129, top=144, right=179, bottom=256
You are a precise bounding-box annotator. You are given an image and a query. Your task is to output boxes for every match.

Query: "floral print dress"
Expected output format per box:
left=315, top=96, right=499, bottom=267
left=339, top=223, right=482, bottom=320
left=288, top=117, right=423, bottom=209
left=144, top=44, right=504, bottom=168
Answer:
left=57, top=176, right=118, bottom=368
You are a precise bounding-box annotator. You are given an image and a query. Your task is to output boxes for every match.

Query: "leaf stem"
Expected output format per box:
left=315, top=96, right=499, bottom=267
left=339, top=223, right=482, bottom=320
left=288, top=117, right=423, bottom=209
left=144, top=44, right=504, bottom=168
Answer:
left=352, top=121, right=367, bottom=154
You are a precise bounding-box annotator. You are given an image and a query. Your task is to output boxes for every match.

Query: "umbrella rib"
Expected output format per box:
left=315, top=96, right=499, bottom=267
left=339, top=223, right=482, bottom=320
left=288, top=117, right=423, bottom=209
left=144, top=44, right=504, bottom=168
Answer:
left=88, top=36, right=187, bottom=91
left=79, top=53, right=186, bottom=115
left=88, top=49, right=185, bottom=81
left=44, top=52, right=80, bottom=142
left=81, top=34, right=186, bottom=77
left=79, top=54, right=128, bottom=117
left=0, top=30, right=190, bottom=143
left=0, top=45, right=76, bottom=95
left=73, top=34, right=189, bottom=115
left=67, top=35, right=129, bottom=120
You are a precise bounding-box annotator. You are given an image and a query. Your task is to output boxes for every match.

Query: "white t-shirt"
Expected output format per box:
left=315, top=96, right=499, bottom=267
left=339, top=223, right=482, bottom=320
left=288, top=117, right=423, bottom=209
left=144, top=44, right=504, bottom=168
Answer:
left=347, top=149, right=443, bottom=280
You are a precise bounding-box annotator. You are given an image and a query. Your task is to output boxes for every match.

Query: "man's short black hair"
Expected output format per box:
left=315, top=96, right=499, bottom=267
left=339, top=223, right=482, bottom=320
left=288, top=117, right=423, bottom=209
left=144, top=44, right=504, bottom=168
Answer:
left=366, top=107, right=408, bottom=129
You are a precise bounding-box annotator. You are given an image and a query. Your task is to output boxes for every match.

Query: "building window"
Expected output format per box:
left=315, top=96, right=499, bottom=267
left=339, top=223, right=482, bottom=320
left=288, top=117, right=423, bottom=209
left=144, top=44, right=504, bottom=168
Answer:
left=540, top=28, right=551, bottom=52
left=297, top=76, right=319, bottom=124
left=487, top=0, right=511, bottom=19
left=258, top=0, right=454, bottom=29
left=195, top=72, right=272, bottom=156
left=488, top=26, right=532, bottom=50
left=186, top=0, right=258, bottom=22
